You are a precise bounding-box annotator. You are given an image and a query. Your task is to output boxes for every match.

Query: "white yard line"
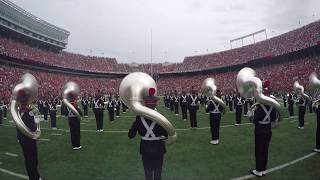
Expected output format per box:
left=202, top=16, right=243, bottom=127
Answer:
left=51, top=133, right=63, bottom=136
left=230, top=152, right=317, bottom=180
left=39, top=138, right=50, bottom=141
left=1, top=122, right=252, bottom=133
left=0, top=167, right=28, bottom=179
left=4, top=152, right=18, bottom=157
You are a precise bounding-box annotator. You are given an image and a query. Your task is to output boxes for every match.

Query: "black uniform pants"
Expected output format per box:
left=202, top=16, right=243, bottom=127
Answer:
left=189, top=109, right=197, bottom=128
left=122, top=105, right=127, bottom=112
left=116, top=107, right=120, bottom=116
left=181, top=104, right=188, bottom=120
left=235, top=105, right=242, bottom=124
left=309, top=104, right=313, bottom=113
left=316, top=118, right=320, bottom=149
left=108, top=108, right=114, bottom=122
left=19, top=138, right=40, bottom=180
left=229, top=101, right=233, bottom=111
left=170, top=102, right=174, bottom=112
left=94, top=110, right=104, bottom=130
left=244, top=103, right=248, bottom=115
left=83, top=107, right=88, bottom=116
left=298, top=108, right=306, bottom=127
left=50, top=111, right=56, bottom=128
left=0, top=110, right=3, bottom=124
left=142, top=155, right=164, bottom=180
left=3, top=107, right=6, bottom=118
left=44, top=110, right=48, bottom=121
left=210, top=113, right=221, bottom=140
left=174, top=103, right=179, bottom=114
left=68, top=117, right=81, bottom=147
left=288, top=104, right=294, bottom=116
left=255, top=130, right=272, bottom=172
left=283, top=101, right=287, bottom=107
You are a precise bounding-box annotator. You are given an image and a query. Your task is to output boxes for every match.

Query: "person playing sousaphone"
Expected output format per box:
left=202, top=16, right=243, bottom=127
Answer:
left=128, top=88, right=168, bottom=180
left=11, top=73, right=42, bottom=180
left=236, top=68, right=281, bottom=177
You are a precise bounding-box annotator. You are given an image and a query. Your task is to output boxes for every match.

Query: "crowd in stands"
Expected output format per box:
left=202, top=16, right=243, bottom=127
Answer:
left=177, top=20, right=320, bottom=71
left=157, top=56, right=320, bottom=94
left=1, top=20, right=319, bottom=73
left=1, top=55, right=319, bottom=103
left=0, top=65, right=121, bottom=102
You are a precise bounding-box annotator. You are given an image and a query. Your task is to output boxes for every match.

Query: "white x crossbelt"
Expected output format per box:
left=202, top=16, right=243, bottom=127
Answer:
left=258, top=104, right=273, bottom=124
left=209, top=100, right=220, bottom=114
left=190, top=95, right=197, bottom=106
left=181, top=95, right=187, bottom=102
left=237, top=97, right=243, bottom=105
left=141, top=117, right=164, bottom=141
left=94, top=99, right=103, bottom=109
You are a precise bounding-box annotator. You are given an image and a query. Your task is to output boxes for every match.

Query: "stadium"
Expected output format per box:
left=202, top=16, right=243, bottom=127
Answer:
left=0, top=0, right=320, bottom=179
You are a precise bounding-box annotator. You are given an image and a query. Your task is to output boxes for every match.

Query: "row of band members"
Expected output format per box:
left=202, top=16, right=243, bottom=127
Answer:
left=4, top=89, right=318, bottom=180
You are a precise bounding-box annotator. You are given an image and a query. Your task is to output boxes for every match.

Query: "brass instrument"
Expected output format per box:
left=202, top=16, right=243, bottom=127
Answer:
left=119, top=72, right=177, bottom=144
left=10, top=73, right=41, bottom=139
left=62, top=81, right=81, bottom=120
left=309, top=73, right=320, bottom=109
left=236, top=67, right=282, bottom=122
left=201, top=78, right=227, bottom=113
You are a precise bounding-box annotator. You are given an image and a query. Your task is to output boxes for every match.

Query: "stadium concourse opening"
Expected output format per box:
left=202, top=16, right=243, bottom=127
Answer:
left=1, top=0, right=320, bottom=179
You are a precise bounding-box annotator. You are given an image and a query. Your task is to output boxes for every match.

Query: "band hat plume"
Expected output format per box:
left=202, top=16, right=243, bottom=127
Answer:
left=236, top=67, right=282, bottom=122
left=62, top=81, right=81, bottom=121
left=10, top=73, right=41, bottom=139
left=119, top=72, right=177, bottom=145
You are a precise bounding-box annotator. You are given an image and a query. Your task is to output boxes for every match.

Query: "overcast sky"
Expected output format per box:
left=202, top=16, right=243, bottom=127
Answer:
left=10, top=0, right=320, bottom=64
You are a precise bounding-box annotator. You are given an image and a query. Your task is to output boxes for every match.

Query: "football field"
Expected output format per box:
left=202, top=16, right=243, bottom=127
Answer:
left=0, top=101, right=320, bottom=180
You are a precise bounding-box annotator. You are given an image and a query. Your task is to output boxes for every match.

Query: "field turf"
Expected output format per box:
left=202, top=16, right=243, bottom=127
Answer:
left=0, top=100, right=320, bottom=180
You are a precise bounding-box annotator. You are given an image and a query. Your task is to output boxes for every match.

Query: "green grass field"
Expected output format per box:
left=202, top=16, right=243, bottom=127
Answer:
left=1, top=101, right=320, bottom=180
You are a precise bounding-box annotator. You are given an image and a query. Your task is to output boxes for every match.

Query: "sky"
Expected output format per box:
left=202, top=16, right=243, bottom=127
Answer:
left=10, top=0, right=320, bottom=64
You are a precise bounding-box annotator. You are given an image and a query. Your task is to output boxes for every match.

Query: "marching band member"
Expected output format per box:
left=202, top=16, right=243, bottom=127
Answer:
left=308, top=95, right=313, bottom=113
left=244, top=98, right=249, bottom=116
left=234, top=92, right=244, bottom=126
left=93, top=94, right=104, bottom=131
left=11, top=74, right=42, bottom=180
left=106, top=96, right=115, bottom=123
left=0, top=105, right=3, bottom=124
left=67, top=98, right=83, bottom=150
left=42, top=100, right=49, bottom=121
left=173, top=91, right=179, bottom=115
left=250, top=81, right=277, bottom=177
left=114, top=95, right=121, bottom=118
left=248, top=97, right=254, bottom=108
left=49, top=99, right=57, bottom=129
left=228, top=93, right=234, bottom=112
left=206, top=90, right=224, bottom=145
left=313, top=97, right=320, bottom=153
left=128, top=94, right=168, bottom=180
left=17, top=103, right=42, bottom=180
left=179, top=91, right=188, bottom=121
left=81, top=96, right=89, bottom=117
left=1, top=101, right=7, bottom=119
left=282, top=93, right=287, bottom=107
left=296, top=95, right=306, bottom=129
left=169, top=92, right=174, bottom=113
left=288, top=92, right=294, bottom=118
left=165, top=93, right=170, bottom=109
left=187, top=90, right=199, bottom=128
left=122, top=100, right=127, bottom=113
